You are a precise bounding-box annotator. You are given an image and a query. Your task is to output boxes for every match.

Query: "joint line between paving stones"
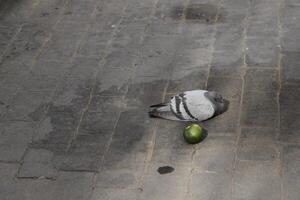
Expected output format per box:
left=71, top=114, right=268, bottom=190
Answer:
left=277, top=0, right=285, bottom=199
left=204, top=0, right=223, bottom=90
left=231, top=1, right=250, bottom=198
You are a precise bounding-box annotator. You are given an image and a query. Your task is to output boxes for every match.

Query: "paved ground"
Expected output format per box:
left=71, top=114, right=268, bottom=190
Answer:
left=0, top=0, right=299, bottom=199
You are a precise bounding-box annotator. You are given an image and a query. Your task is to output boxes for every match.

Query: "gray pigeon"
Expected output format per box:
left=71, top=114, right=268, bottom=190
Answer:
left=149, top=90, right=229, bottom=121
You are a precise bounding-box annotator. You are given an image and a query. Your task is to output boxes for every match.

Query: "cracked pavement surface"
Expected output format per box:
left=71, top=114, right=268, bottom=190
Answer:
left=0, top=0, right=300, bottom=199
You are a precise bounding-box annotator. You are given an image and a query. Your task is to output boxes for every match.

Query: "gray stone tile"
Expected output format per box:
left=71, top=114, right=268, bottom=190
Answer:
left=279, top=84, right=300, bottom=143
left=190, top=172, right=231, bottom=200
left=0, top=163, right=18, bottom=200
left=210, top=50, right=244, bottom=78
left=66, top=56, right=101, bottom=80
left=281, top=51, right=300, bottom=84
left=125, top=80, right=167, bottom=110
left=96, top=169, right=140, bottom=189
left=233, top=160, right=281, bottom=200
left=59, top=134, right=109, bottom=171
left=246, top=36, right=279, bottom=68
left=0, top=121, right=36, bottom=162
left=53, top=171, right=94, bottom=200
left=214, top=23, right=244, bottom=51
left=14, top=179, right=55, bottom=200
left=241, top=91, right=278, bottom=127
left=167, top=67, right=207, bottom=93
left=139, top=164, right=189, bottom=200
left=281, top=28, right=300, bottom=52
left=244, top=68, right=279, bottom=92
left=31, top=60, right=70, bottom=77
left=79, top=96, right=125, bottom=134
left=193, top=136, right=236, bottom=173
left=15, top=171, right=94, bottom=200
left=3, top=90, right=52, bottom=121
left=91, top=188, right=139, bottom=200
left=152, top=121, right=194, bottom=166
left=282, top=145, right=300, bottom=200
left=237, top=127, right=279, bottom=161
left=94, top=66, right=133, bottom=97
left=207, top=77, right=242, bottom=100
left=18, top=148, right=58, bottom=178
left=103, top=111, right=153, bottom=170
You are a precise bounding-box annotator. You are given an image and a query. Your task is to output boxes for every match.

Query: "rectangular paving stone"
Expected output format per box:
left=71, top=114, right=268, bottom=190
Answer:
left=3, top=90, right=52, bottom=121
left=38, top=34, right=81, bottom=62
left=91, top=188, right=139, bottom=200
left=281, top=51, right=300, bottom=84
left=62, top=0, right=96, bottom=22
left=22, top=74, right=60, bottom=92
left=214, top=23, right=244, bottom=51
left=54, top=171, right=94, bottom=200
left=31, top=60, right=70, bottom=78
left=125, top=80, right=167, bottom=110
left=145, top=22, right=182, bottom=36
left=244, top=68, right=279, bottom=92
left=233, top=160, right=281, bottom=200
left=18, top=148, right=58, bottom=178
left=191, top=172, right=231, bottom=200
left=0, top=121, right=36, bottom=162
left=112, top=24, right=145, bottom=52
left=210, top=50, right=244, bottom=78
left=278, top=84, right=300, bottom=143
left=167, top=67, right=207, bottom=93
left=13, top=179, right=55, bottom=200
left=171, top=48, right=212, bottom=69
left=59, top=134, right=109, bottom=171
left=98, top=111, right=155, bottom=188
left=207, top=76, right=242, bottom=100
left=139, top=164, right=189, bottom=200
left=96, top=168, right=140, bottom=189
left=66, top=56, right=101, bottom=80
left=246, top=36, right=279, bottom=68
left=15, top=171, right=94, bottom=200
left=0, top=163, right=19, bottom=200
left=237, top=127, right=279, bottom=161
left=281, top=28, right=300, bottom=52
left=282, top=145, right=300, bottom=200
left=79, top=96, right=125, bottom=134
left=0, top=23, right=19, bottom=56
left=241, top=91, right=278, bottom=127
left=152, top=121, right=194, bottom=166
left=93, top=65, right=134, bottom=97
left=103, top=111, right=153, bottom=170
left=193, top=136, right=236, bottom=173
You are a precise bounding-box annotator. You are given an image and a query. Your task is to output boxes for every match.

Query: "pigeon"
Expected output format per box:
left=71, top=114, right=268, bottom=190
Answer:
left=149, top=90, right=229, bottom=121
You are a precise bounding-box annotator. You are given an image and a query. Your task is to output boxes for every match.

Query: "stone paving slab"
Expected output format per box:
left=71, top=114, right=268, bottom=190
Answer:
left=0, top=0, right=300, bottom=199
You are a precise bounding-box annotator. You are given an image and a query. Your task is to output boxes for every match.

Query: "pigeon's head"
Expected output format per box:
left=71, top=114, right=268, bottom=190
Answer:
left=205, top=91, right=229, bottom=115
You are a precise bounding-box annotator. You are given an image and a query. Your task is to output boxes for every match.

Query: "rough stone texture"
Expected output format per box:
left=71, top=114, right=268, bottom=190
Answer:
left=18, top=148, right=58, bottom=178
left=0, top=0, right=299, bottom=199
left=282, top=145, right=300, bottom=200
left=233, top=160, right=281, bottom=200
left=237, top=127, right=279, bottom=161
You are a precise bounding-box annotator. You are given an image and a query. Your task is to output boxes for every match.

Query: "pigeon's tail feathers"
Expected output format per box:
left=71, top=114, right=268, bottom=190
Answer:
left=149, top=103, right=179, bottom=120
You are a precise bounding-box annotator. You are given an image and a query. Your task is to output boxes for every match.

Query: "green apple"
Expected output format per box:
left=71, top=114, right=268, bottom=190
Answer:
left=183, top=123, right=203, bottom=144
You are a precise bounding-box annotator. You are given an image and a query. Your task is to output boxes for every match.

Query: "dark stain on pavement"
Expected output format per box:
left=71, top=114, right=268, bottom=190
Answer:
left=171, top=4, right=222, bottom=23
left=157, top=166, right=175, bottom=174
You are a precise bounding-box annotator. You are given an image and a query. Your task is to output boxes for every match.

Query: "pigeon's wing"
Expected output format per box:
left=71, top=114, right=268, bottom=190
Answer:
left=170, top=90, right=215, bottom=121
